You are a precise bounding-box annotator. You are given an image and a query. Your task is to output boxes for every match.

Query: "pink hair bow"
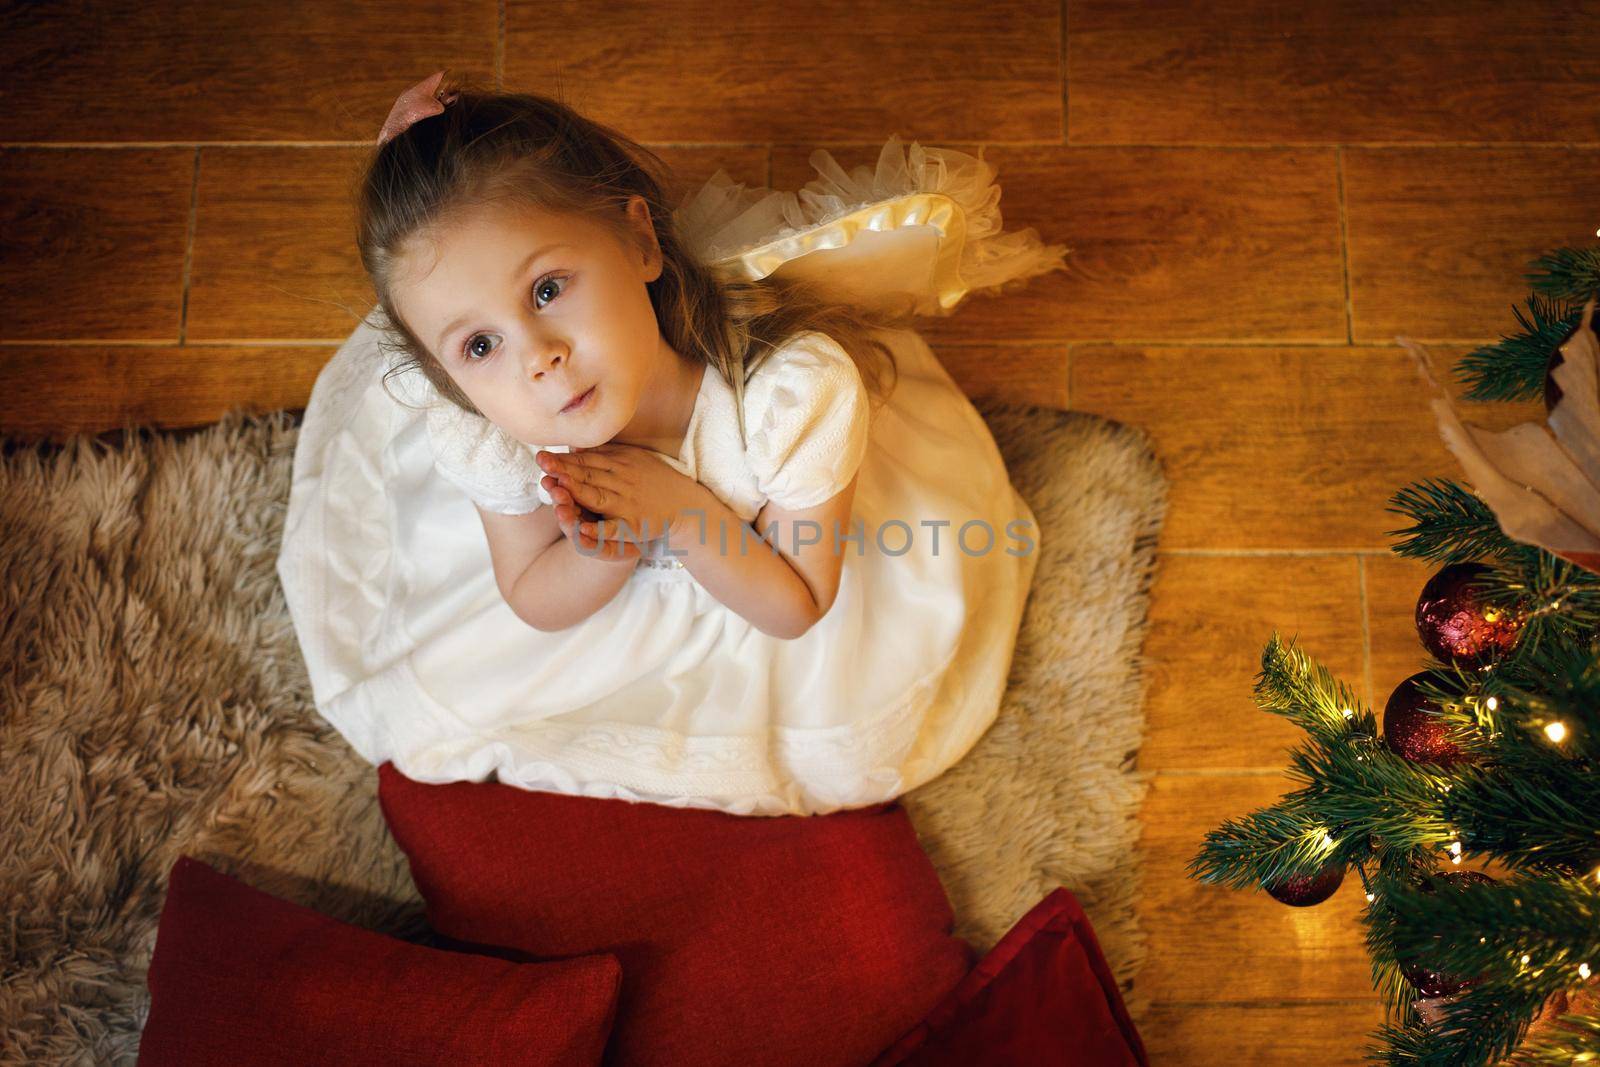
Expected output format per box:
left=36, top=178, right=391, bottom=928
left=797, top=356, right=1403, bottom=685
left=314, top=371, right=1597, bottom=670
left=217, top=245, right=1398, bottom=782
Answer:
left=377, top=70, right=460, bottom=146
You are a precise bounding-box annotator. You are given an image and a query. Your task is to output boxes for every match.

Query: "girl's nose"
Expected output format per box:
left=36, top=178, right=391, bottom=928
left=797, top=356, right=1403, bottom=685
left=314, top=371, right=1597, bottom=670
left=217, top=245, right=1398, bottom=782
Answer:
left=524, top=343, right=568, bottom=382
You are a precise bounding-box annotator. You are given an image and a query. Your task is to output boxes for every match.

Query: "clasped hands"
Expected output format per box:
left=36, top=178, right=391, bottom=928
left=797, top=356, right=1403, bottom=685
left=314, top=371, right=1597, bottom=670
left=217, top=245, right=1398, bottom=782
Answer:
left=536, top=444, right=706, bottom=562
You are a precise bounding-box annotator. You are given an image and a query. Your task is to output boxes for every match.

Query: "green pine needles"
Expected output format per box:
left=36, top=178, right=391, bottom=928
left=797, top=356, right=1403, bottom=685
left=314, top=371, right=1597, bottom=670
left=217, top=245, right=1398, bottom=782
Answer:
left=1451, top=245, right=1600, bottom=404
left=1452, top=294, right=1584, bottom=405
left=1186, top=246, right=1600, bottom=1065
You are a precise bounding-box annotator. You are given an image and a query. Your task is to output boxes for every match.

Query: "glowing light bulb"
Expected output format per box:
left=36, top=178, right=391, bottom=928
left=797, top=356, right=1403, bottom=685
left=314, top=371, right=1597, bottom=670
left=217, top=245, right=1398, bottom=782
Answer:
left=1485, top=696, right=1498, bottom=711
left=1521, top=954, right=1531, bottom=966
left=1545, top=721, right=1568, bottom=743
left=1581, top=962, right=1592, bottom=980
left=1322, top=831, right=1336, bottom=848
left=1449, top=841, right=1462, bottom=856
left=1365, top=892, right=1375, bottom=902
left=1341, top=707, right=1354, bottom=720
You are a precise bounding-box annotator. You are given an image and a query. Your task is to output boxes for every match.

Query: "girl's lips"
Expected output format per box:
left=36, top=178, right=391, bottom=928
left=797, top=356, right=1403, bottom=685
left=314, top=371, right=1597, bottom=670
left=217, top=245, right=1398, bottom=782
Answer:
left=561, top=386, right=595, bottom=414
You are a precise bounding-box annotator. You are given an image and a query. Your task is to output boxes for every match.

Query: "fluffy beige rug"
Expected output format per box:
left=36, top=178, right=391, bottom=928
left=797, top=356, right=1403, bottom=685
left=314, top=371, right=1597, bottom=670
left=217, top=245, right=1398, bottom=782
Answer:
left=0, top=397, right=1166, bottom=1064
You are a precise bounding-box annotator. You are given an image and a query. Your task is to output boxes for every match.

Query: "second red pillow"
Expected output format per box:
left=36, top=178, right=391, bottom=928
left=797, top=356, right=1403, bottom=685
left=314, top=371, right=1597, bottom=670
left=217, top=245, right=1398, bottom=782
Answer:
left=377, top=761, right=975, bottom=1067
left=139, top=855, right=622, bottom=1066
left=868, top=887, right=1148, bottom=1066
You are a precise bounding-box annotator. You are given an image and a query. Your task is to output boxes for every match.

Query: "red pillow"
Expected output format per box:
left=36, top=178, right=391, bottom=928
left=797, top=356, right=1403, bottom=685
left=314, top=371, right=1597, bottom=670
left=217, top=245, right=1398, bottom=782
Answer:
left=138, top=855, right=623, bottom=1066
left=376, top=761, right=975, bottom=1067
left=867, top=887, right=1148, bottom=1067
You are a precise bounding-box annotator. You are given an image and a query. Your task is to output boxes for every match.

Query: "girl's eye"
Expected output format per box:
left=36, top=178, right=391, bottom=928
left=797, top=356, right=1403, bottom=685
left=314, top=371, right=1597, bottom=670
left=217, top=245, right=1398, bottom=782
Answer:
left=460, top=273, right=569, bottom=362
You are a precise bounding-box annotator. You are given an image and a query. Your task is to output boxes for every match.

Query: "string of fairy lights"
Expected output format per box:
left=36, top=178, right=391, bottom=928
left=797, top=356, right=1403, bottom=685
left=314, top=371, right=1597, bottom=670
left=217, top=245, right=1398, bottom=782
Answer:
left=1308, top=688, right=1594, bottom=993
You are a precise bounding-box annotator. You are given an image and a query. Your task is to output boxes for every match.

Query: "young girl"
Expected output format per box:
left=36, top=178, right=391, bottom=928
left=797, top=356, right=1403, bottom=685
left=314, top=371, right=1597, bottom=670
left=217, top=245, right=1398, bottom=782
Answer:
left=276, top=70, right=1069, bottom=816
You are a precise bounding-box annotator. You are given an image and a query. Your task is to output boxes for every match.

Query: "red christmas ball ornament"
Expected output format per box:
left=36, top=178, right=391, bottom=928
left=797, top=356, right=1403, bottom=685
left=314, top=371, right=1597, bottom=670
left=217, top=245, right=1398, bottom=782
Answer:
left=1415, top=562, right=1524, bottom=670
left=1384, top=673, right=1471, bottom=766
left=1400, top=871, right=1495, bottom=997
left=1265, top=863, right=1345, bottom=907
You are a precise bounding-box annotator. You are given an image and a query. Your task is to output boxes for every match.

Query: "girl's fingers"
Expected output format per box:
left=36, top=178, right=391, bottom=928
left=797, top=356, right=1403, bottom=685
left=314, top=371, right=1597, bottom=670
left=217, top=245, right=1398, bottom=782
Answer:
left=551, top=450, right=618, bottom=476
left=578, top=519, right=643, bottom=556
left=543, top=476, right=577, bottom=511
left=573, top=518, right=614, bottom=554
left=565, top=478, right=618, bottom=513
left=543, top=479, right=580, bottom=533
left=549, top=492, right=596, bottom=547
left=547, top=480, right=625, bottom=553
left=564, top=462, right=624, bottom=491
left=548, top=453, right=629, bottom=492
left=583, top=519, right=625, bottom=543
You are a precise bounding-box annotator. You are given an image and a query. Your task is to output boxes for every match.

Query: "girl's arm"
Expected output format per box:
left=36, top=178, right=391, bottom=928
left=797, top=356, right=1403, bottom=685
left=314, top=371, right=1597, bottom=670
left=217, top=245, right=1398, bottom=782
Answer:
left=536, top=442, right=857, bottom=638
left=667, top=474, right=859, bottom=640
left=510, top=532, right=640, bottom=631
left=476, top=503, right=640, bottom=632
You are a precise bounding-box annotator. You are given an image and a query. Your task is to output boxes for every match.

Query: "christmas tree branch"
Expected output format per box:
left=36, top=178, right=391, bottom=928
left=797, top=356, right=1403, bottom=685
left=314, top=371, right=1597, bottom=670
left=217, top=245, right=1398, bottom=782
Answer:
left=1375, top=873, right=1600, bottom=983
left=1288, top=740, right=1452, bottom=850
left=1372, top=986, right=1544, bottom=1067
left=1383, top=666, right=1600, bottom=872
left=1505, top=1012, right=1600, bottom=1065
left=1369, top=894, right=1424, bottom=1023
left=1383, top=489, right=1600, bottom=671
left=1254, top=631, right=1375, bottom=744
left=1186, top=792, right=1344, bottom=890
left=1452, top=293, right=1584, bottom=404
left=1385, top=480, right=1523, bottom=566
left=1470, top=556, right=1600, bottom=666
left=1523, top=246, right=1600, bottom=302
left=1488, top=628, right=1600, bottom=764
left=1446, top=768, right=1600, bottom=873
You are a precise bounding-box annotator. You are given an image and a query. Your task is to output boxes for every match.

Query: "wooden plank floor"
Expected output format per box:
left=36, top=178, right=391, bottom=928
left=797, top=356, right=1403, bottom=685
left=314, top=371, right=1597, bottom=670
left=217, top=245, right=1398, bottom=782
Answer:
left=2, top=2, right=1594, bottom=1061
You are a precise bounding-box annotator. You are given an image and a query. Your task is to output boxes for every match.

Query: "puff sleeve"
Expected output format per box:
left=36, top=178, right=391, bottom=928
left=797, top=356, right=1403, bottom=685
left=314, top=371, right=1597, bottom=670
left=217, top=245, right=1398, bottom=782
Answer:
left=423, top=400, right=563, bottom=514
left=742, top=332, right=871, bottom=511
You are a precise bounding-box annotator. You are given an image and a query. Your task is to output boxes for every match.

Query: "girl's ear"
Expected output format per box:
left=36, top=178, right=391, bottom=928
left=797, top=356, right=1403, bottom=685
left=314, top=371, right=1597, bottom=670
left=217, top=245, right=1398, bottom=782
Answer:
left=624, top=194, right=663, bottom=282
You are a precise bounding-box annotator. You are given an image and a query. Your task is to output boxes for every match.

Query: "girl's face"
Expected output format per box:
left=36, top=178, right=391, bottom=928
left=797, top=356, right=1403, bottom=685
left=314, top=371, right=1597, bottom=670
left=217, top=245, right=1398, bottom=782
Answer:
left=392, top=195, right=673, bottom=449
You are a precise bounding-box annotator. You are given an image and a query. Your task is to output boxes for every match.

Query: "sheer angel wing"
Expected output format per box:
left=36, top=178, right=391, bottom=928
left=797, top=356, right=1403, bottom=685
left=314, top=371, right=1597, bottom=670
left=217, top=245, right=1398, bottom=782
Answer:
left=670, top=134, right=1070, bottom=319
left=1400, top=292, right=1600, bottom=575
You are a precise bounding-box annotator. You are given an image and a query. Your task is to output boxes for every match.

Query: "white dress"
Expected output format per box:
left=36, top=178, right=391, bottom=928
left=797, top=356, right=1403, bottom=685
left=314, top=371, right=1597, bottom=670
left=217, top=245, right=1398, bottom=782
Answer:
left=276, top=135, right=1069, bottom=816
